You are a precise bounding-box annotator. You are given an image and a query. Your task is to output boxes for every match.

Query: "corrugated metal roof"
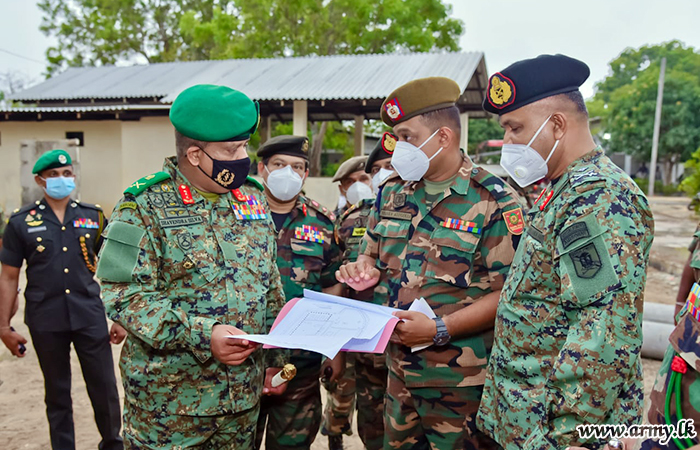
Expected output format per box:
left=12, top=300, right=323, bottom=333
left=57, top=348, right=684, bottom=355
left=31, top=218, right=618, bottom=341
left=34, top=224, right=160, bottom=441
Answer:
left=0, top=104, right=171, bottom=113
left=11, top=52, right=486, bottom=103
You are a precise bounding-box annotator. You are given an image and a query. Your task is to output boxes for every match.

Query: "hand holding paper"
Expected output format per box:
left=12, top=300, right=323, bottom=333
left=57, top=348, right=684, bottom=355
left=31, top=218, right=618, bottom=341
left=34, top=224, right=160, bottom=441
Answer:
left=393, top=298, right=438, bottom=352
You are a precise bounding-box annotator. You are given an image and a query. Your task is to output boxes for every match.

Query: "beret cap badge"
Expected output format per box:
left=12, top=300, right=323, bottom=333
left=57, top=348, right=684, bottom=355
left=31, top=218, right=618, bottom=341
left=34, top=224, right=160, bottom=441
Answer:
left=488, top=73, right=516, bottom=109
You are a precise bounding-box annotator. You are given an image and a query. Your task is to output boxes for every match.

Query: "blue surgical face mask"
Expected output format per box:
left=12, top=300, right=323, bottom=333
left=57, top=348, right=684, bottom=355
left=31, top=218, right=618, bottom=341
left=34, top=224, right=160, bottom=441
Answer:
left=42, top=176, right=76, bottom=199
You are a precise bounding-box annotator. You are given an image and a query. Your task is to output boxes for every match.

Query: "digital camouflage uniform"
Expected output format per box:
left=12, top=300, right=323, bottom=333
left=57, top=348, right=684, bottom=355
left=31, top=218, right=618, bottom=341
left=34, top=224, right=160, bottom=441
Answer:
left=256, top=195, right=342, bottom=450
left=477, top=148, right=654, bottom=450
left=323, top=198, right=388, bottom=450
left=360, top=154, right=521, bottom=450
left=642, top=224, right=700, bottom=450
left=97, top=157, right=286, bottom=449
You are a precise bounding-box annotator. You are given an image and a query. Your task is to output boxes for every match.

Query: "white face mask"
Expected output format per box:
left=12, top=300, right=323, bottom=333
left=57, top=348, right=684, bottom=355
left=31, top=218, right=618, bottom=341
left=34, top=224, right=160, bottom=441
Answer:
left=264, top=165, right=304, bottom=201
left=337, top=194, right=347, bottom=211
left=372, top=167, right=394, bottom=193
left=345, top=181, right=374, bottom=206
left=500, top=115, right=560, bottom=188
left=391, top=128, right=443, bottom=181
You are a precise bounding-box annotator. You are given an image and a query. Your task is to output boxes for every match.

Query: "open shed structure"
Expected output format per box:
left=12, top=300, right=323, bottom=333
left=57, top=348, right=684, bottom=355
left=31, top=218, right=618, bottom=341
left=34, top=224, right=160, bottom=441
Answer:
left=0, top=51, right=489, bottom=212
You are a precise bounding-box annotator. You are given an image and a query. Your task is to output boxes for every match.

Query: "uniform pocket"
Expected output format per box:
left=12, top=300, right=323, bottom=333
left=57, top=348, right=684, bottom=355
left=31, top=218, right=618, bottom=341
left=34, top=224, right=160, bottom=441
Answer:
left=290, top=238, right=324, bottom=285
left=425, top=227, right=480, bottom=288
left=372, top=220, right=410, bottom=270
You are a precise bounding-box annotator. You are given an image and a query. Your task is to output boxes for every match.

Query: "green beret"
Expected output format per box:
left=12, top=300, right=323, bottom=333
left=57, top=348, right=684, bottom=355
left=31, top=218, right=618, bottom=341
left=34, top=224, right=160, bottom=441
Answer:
left=332, top=156, right=368, bottom=182
left=380, top=77, right=461, bottom=127
left=483, top=54, right=590, bottom=115
left=257, top=135, right=310, bottom=161
left=365, top=132, right=397, bottom=173
left=169, top=84, right=260, bottom=142
left=32, top=149, right=72, bottom=174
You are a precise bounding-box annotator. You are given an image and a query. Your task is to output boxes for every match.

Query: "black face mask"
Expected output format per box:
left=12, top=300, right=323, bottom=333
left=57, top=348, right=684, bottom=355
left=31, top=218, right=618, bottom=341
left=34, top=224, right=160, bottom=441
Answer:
left=198, top=149, right=250, bottom=190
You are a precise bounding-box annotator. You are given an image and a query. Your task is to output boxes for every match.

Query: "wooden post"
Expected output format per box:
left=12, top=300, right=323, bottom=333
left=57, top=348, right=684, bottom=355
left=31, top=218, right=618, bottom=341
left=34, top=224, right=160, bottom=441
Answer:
left=293, top=101, right=308, bottom=136
left=354, top=115, right=365, bottom=156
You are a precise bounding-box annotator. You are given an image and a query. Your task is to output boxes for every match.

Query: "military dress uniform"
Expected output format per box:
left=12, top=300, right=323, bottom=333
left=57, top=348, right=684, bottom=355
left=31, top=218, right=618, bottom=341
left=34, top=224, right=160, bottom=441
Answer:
left=256, top=193, right=342, bottom=449
left=476, top=55, right=655, bottom=450
left=0, top=151, right=122, bottom=450
left=335, top=197, right=389, bottom=450
left=642, top=223, right=700, bottom=450
left=97, top=85, right=286, bottom=449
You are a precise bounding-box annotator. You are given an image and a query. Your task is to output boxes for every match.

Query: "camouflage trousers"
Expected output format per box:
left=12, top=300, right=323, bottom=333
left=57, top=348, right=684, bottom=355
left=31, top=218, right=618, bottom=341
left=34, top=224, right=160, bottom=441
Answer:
left=321, top=353, right=356, bottom=437
left=641, top=345, right=700, bottom=450
left=384, top=370, right=499, bottom=450
left=256, top=350, right=322, bottom=450
left=122, top=400, right=259, bottom=449
left=355, top=352, right=388, bottom=450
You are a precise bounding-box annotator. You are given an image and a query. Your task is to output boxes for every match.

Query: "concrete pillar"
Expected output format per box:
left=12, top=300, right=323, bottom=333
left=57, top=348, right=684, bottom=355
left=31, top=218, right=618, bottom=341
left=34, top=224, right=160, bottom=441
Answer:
left=354, top=115, right=365, bottom=156
left=293, top=101, right=308, bottom=136
left=460, top=112, right=469, bottom=150
left=624, top=154, right=632, bottom=176
left=259, top=115, right=272, bottom=144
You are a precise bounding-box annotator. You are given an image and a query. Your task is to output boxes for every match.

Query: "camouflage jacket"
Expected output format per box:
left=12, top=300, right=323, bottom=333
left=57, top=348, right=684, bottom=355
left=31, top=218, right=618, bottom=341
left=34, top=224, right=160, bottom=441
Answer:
left=477, top=148, right=655, bottom=450
left=274, top=195, right=341, bottom=302
left=360, top=154, right=522, bottom=388
left=335, top=198, right=379, bottom=303
left=96, top=157, right=286, bottom=416
left=644, top=223, right=700, bottom=449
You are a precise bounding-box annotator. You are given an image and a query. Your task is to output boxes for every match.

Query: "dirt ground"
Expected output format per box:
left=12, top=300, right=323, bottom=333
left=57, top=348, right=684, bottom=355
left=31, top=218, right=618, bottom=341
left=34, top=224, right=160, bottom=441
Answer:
left=0, top=196, right=694, bottom=450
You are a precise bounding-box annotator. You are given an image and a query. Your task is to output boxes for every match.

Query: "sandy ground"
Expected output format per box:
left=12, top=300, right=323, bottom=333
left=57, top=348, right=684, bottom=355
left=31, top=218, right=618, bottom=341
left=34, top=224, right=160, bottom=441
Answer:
left=0, top=196, right=694, bottom=450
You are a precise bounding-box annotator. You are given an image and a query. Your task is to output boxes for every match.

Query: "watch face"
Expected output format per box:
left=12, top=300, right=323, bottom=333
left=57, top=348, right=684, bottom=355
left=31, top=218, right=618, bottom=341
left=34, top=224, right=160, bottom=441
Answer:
left=434, top=333, right=450, bottom=346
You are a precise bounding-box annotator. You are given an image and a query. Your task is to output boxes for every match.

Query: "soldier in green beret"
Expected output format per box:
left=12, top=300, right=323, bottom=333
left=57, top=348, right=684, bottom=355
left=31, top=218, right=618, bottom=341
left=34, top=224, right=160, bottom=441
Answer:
left=96, top=84, right=288, bottom=449
left=476, top=55, right=654, bottom=450
left=254, top=134, right=345, bottom=450
left=337, top=77, right=522, bottom=449
left=0, top=149, right=123, bottom=449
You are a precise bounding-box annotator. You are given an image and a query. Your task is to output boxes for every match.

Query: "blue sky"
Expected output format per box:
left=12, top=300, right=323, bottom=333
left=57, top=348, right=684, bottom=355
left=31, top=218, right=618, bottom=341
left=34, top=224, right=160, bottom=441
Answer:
left=1, top=0, right=699, bottom=99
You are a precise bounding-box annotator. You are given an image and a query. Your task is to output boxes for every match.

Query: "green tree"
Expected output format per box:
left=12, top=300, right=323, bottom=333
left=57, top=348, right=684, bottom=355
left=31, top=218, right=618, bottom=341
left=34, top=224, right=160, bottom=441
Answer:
left=591, top=41, right=700, bottom=185
left=39, top=0, right=464, bottom=175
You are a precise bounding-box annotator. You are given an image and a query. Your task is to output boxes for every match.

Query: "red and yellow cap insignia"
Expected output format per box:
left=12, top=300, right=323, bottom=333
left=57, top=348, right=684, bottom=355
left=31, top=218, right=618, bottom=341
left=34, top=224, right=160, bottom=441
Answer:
left=487, top=73, right=516, bottom=109
left=503, top=208, right=524, bottom=235
left=381, top=132, right=397, bottom=154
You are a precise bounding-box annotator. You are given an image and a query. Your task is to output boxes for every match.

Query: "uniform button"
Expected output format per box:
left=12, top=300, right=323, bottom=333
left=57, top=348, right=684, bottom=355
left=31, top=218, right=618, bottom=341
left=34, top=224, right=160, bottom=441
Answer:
left=64, top=268, right=69, bottom=273
left=63, top=247, right=68, bottom=252
left=39, top=205, right=46, bottom=210
left=36, top=237, right=42, bottom=242
left=472, top=169, right=479, bottom=175
left=61, top=226, right=66, bottom=231
left=65, top=289, right=70, bottom=294
left=86, top=233, right=91, bottom=239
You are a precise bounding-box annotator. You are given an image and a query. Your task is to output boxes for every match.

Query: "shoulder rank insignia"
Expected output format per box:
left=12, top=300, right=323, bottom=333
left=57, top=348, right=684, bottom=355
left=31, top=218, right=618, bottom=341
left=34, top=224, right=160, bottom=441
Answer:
left=73, top=218, right=100, bottom=229
left=503, top=208, right=525, bottom=235
left=440, top=218, right=481, bottom=235
left=124, top=171, right=171, bottom=197
left=231, top=194, right=267, bottom=220
left=295, top=225, right=325, bottom=243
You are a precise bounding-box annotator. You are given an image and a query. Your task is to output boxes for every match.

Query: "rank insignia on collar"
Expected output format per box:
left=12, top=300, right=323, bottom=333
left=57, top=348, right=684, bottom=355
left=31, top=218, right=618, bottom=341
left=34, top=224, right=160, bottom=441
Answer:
left=503, top=208, right=524, bottom=235
left=178, top=184, right=195, bottom=205
left=440, top=218, right=481, bottom=234
left=295, top=225, right=325, bottom=243
left=73, top=218, right=100, bottom=229
left=231, top=194, right=267, bottom=220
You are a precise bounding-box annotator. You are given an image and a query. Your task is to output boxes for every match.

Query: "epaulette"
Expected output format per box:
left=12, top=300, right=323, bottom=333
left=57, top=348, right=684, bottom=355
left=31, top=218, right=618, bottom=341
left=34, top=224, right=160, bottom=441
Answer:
left=470, top=165, right=513, bottom=204
left=302, top=196, right=335, bottom=223
left=245, top=176, right=264, bottom=191
left=9, top=203, right=37, bottom=218
left=74, top=201, right=103, bottom=212
left=569, top=167, right=606, bottom=188
left=124, top=171, right=171, bottom=197
left=380, top=171, right=402, bottom=188
left=340, top=198, right=373, bottom=222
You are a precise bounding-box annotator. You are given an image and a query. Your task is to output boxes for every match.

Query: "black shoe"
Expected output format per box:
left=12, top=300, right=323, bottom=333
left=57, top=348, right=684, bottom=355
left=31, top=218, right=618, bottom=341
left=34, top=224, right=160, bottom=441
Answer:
left=328, top=435, right=344, bottom=450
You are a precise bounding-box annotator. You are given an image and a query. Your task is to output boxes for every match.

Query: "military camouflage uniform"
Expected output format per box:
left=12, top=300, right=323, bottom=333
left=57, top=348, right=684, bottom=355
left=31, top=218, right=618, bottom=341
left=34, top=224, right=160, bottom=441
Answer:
left=321, top=198, right=388, bottom=450
left=360, top=154, right=521, bottom=450
left=97, top=157, right=286, bottom=449
left=642, top=224, right=700, bottom=450
left=477, top=147, right=654, bottom=450
left=256, top=195, right=342, bottom=450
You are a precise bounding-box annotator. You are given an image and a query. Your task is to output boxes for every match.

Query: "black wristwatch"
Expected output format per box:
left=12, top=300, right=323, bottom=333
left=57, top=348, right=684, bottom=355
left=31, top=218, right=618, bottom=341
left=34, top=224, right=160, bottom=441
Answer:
left=433, top=317, right=451, bottom=346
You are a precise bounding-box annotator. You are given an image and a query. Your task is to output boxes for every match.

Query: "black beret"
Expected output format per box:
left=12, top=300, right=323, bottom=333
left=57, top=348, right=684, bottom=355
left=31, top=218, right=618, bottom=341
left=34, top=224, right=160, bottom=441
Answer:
left=483, top=54, right=590, bottom=115
left=365, top=132, right=397, bottom=173
left=257, top=135, right=310, bottom=161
